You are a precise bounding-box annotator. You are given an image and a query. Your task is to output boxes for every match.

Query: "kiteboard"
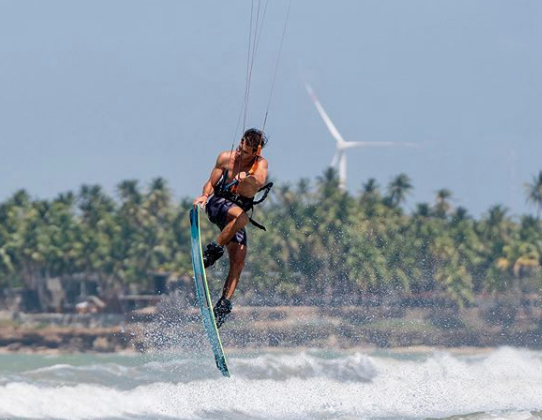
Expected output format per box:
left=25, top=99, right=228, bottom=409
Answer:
left=189, top=205, right=230, bottom=377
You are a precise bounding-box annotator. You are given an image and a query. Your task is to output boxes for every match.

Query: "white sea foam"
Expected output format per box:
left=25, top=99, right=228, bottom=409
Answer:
left=232, top=351, right=378, bottom=381
left=0, top=347, right=540, bottom=420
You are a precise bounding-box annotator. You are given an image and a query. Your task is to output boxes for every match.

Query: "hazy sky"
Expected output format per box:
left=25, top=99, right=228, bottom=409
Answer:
left=1, top=1, right=541, bottom=216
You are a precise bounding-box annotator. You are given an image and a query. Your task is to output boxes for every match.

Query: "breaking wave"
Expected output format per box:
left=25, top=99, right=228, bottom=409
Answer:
left=0, top=347, right=541, bottom=420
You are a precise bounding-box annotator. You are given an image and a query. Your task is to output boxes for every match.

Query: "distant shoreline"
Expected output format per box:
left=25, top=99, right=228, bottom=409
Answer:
left=0, top=344, right=498, bottom=356
left=1, top=305, right=541, bottom=354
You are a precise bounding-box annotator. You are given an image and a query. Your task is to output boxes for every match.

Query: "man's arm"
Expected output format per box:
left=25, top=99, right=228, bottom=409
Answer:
left=193, top=153, right=229, bottom=206
left=237, top=158, right=268, bottom=198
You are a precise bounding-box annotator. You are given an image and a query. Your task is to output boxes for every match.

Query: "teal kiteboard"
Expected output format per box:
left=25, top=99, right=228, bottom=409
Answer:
left=189, top=205, right=230, bottom=377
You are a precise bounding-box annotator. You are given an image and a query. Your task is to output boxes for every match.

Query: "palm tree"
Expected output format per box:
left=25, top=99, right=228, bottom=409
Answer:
left=477, top=204, right=513, bottom=292
left=452, top=206, right=469, bottom=223
left=413, top=203, right=432, bottom=219
left=361, top=178, right=379, bottom=197
left=146, top=178, right=171, bottom=216
left=0, top=191, right=33, bottom=288
left=316, top=167, right=341, bottom=196
left=9, top=189, right=31, bottom=208
left=434, top=188, right=453, bottom=219
left=171, top=198, right=195, bottom=276
left=42, top=194, right=80, bottom=277
left=296, top=178, right=311, bottom=198
left=483, top=205, right=510, bottom=237
left=114, top=180, right=146, bottom=285
left=142, top=177, right=176, bottom=274
left=384, top=173, right=413, bottom=209
left=77, top=185, right=117, bottom=290
left=524, top=171, right=542, bottom=218
left=358, top=178, right=384, bottom=218
left=79, top=185, right=115, bottom=223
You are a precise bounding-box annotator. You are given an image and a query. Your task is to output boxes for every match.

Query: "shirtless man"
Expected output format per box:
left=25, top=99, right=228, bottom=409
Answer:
left=193, top=128, right=269, bottom=327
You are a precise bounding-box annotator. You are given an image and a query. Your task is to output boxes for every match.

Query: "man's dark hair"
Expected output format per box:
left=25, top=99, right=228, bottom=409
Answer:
left=242, top=128, right=268, bottom=150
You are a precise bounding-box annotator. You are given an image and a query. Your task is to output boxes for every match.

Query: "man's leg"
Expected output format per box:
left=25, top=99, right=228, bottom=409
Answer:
left=213, top=209, right=248, bottom=328
left=216, top=206, right=249, bottom=247
left=214, top=242, right=246, bottom=328
left=222, top=242, right=247, bottom=299
left=203, top=205, right=249, bottom=268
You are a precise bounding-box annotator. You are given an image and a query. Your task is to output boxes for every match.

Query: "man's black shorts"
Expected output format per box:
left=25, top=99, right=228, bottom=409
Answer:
left=205, top=195, right=247, bottom=246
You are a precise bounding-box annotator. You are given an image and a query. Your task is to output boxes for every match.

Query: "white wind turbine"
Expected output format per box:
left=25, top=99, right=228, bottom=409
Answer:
left=305, top=83, right=413, bottom=191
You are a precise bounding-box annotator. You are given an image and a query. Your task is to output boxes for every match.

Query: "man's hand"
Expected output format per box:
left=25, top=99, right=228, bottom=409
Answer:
left=193, top=195, right=208, bottom=207
left=234, top=171, right=249, bottom=182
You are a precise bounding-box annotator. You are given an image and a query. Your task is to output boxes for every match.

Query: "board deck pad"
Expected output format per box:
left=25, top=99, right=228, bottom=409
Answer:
left=189, top=205, right=230, bottom=377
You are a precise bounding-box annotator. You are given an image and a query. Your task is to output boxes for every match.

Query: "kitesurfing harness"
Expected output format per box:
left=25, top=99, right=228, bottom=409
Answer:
left=213, top=154, right=273, bottom=231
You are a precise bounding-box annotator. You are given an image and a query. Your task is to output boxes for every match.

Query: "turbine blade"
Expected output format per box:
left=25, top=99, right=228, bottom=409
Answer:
left=305, top=83, right=346, bottom=145
left=342, top=141, right=417, bottom=149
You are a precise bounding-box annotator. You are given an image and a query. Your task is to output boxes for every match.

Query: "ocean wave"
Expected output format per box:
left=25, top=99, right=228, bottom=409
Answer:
left=1, top=351, right=378, bottom=386
left=0, top=348, right=540, bottom=420
left=438, top=410, right=542, bottom=420
left=231, top=351, right=378, bottom=381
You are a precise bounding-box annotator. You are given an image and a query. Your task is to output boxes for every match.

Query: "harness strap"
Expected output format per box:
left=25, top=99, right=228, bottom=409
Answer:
left=231, top=147, right=262, bottom=194
left=248, top=145, right=262, bottom=176
left=214, top=179, right=273, bottom=231
left=253, top=182, right=273, bottom=205
left=248, top=217, right=267, bottom=231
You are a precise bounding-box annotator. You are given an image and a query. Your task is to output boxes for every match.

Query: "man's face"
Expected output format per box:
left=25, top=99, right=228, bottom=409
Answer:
left=237, top=140, right=258, bottom=157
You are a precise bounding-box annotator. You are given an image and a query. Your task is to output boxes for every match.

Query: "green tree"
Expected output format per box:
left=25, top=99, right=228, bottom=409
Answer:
left=384, top=173, right=413, bottom=209
left=434, top=188, right=453, bottom=219
left=524, top=171, right=542, bottom=218
left=77, top=185, right=117, bottom=289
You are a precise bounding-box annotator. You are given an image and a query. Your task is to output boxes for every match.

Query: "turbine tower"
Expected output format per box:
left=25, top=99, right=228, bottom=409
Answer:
left=305, top=83, right=412, bottom=191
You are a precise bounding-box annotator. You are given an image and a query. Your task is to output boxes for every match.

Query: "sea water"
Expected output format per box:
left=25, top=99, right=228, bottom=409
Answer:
left=0, top=347, right=541, bottom=420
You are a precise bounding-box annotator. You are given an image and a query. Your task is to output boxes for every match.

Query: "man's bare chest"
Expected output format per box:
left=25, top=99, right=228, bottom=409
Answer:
left=222, top=158, right=254, bottom=183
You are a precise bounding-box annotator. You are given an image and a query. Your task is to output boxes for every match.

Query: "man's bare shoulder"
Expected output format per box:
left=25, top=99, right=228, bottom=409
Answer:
left=257, top=156, right=269, bottom=168
left=215, top=151, right=235, bottom=167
